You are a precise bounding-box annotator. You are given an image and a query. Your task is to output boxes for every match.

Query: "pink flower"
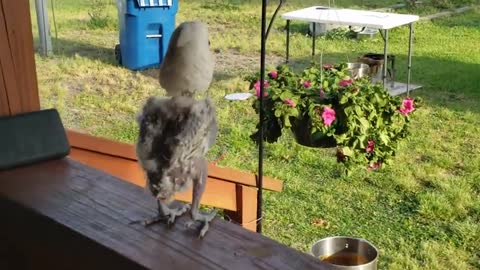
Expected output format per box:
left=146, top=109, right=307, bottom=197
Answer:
left=284, top=99, right=296, bottom=107
left=367, top=162, right=382, bottom=170
left=339, top=78, right=353, bottom=87
left=254, top=80, right=269, bottom=97
left=322, top=107, right=336, bottom=127
left=268, top=70, right=278, bottom=79
left=323, top=64, right=333, bottom=70
left=319, top=89, right=325, bottom=99
left=399, top=98, right=415, bottom=115
left=303, top=80, right=311, bottom=88
left=366, top=140, right=375, bottom=153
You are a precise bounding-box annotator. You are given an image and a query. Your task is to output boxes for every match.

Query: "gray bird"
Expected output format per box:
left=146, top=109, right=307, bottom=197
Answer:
left=135, top=95, right=218, bottom=237
left=159, top=21, right=214, bottom=98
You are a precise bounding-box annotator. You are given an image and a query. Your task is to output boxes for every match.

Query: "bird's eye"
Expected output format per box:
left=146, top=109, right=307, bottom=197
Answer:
left=208, top=40, right=211, bottom=46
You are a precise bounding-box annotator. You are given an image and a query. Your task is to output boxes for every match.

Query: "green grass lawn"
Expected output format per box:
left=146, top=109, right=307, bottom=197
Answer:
left=30, top=0, right=479, bottom=268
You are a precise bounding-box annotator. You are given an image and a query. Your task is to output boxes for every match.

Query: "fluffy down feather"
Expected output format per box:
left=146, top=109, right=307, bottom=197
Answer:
left=135, top=96, right=217, bottom=203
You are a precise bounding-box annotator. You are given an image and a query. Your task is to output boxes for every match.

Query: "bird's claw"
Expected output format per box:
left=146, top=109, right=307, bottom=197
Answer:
left=188, top=209, right=217, bottom=238
left=199, top=222, right=210, bottom=238
left=142, top=203, right=191, bottom=227
left=142, top=215, right=168, bottom=227
left=184, top=220, right=196, bottom=229
left=166, top=203, right=191, bottom=226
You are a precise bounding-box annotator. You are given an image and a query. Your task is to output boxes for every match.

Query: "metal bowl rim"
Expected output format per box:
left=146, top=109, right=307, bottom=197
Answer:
left=310, top=236, right=379, bottom=268
left=346, top=63, right=370, bottom=69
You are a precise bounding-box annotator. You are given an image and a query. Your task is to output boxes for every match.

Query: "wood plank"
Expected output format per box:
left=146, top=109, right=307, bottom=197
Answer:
left=69, top=148, right=237, bottom=211
left=67, top=129, right=283, bottom=192
left=67, top=129, right=138, bottom=160
left=226, top=185, right=258, bottom=232
left=0, top=159, right=331, bottom=270
left=0, top=0, right=18, bottom=116
left=0, top=0, right=40, bottom=115
left=207, top=164, right=283, bottom=192
left=0, top=68, right=9, bottom=116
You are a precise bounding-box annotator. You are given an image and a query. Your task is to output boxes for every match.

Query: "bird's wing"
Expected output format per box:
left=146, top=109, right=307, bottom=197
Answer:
left=171, top=97, right=217, bottom=163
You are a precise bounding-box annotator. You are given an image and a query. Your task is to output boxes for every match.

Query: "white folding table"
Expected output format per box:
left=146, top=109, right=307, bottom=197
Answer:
left=282, top=6, right=421, bottom=95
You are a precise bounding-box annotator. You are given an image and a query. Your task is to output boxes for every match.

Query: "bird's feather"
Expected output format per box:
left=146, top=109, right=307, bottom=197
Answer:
left=135, top=96, right=217, bottom=200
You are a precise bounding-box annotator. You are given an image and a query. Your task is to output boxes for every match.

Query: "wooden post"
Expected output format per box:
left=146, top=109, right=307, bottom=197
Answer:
left=226, top=184, right=258, bottom=232
left=0, top=0, right=41, bottom=117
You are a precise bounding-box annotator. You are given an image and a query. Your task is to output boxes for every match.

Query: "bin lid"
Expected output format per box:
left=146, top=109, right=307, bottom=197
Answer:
left=136, top=0, right=172, bottom=7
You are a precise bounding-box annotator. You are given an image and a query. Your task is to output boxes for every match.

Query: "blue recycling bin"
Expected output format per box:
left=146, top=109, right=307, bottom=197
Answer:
left=115, top=0, right=178, bottom=70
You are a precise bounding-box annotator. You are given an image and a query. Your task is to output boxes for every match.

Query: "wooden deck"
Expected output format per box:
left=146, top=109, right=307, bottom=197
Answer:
left=0, top=159, right=331, bottom=270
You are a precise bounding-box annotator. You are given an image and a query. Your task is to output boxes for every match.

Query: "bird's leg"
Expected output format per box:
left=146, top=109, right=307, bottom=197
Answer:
left=142, top=200, right=168, bottom=226
left=185, top=170, right=217, bottom=237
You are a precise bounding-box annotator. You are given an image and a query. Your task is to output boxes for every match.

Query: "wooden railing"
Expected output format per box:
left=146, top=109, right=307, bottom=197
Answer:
left=67, top=129, right=283, bottom=231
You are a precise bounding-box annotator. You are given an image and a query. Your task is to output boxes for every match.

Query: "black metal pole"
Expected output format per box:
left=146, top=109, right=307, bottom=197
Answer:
left=312, top=23, right=316, bottom=58
left=265, top=0, right=284, bottom=41
left=257, top=0, right=268, bottom=234
left=407, top=23, right=413, bottom=96
left=383, top=29, right=389, bottom=87
left=286, top=20, right=290, bottom=63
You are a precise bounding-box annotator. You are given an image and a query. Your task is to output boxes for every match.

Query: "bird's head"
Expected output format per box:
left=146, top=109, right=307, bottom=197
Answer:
left=159, top=21, right=214, bottom=97
left=150, top=181, right=175, bottom=204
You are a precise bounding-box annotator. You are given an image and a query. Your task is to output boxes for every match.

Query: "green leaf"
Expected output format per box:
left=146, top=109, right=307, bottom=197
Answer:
left=342, top=147, right=354, bottom=156
left=323, top=80, right=329, bottom=89
left=275, top=109, right=283, bottom=118
left=379, top=133, right=390, bottom=145
left=283, top=115, right=291, bottom=128
left=291, top=107, right=299, bottom=116
left=354, top=105, right=363, bottom=117
left=358, top=117, right=370, bottom=131
left=335, top=133, right=348, bottom=142
left=280, top=91, right=293, bottom=100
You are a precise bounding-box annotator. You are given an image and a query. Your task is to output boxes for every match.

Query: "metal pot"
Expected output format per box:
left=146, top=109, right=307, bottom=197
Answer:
left=311, top=236, right=378, bottom=270
left=346, top=63, right=370, bottom=79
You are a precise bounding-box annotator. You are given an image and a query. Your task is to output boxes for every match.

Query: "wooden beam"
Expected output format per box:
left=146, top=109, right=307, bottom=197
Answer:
left=67, top=129, right=138, bottom=161
left=0, top=0, right=40, bottom=115
left=0, top=68, right=9, bottom=116
left=66, top=129, right=283, bottom=192
left=69, top=148, right=238, bottom=211
left=225, top=185, right=258, bottom=232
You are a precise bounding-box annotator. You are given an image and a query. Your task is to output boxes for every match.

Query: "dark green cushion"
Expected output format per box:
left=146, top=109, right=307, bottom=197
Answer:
left=0, top=109, right=70, bottom=170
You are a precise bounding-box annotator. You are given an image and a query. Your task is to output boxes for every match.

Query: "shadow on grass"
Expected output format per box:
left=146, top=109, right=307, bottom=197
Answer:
left=33, top=37, right=118, bottom=66
left=431, top=9, right=480, bottom=28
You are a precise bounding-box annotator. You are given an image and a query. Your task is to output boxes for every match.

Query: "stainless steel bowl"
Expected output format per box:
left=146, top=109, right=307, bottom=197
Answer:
left=346, top=63, right=370, bottom=79
left=311, top=236, right=378, bottom=270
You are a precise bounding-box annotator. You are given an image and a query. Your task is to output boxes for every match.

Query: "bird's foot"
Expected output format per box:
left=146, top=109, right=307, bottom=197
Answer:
left=142, top=214, right=168, bottom=227
left=185, top=209, right=217, bottom=238
left=141, top=203, right=190, bottom=227
left=165, top=203, right=191, bottom=226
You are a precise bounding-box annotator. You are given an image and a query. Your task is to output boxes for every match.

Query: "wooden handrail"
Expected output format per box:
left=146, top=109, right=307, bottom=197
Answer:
left=0, top=159, right=329, bottom=270
left=66, top=129, right=283, bottom=192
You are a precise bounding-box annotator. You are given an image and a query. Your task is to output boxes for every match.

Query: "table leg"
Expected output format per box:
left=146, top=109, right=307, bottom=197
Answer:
left=286, top=20, right=290, bottom=64
left=312, top=22, right=316, bottom=58
left=407, top=23, right=414, bottom=96
left=383, top=29, right=389, bottom=87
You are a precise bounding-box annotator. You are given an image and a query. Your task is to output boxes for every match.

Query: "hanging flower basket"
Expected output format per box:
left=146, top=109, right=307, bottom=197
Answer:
left=246, top=62, right=423, bottom=174
left=290, top=114, right=336, bottom=148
